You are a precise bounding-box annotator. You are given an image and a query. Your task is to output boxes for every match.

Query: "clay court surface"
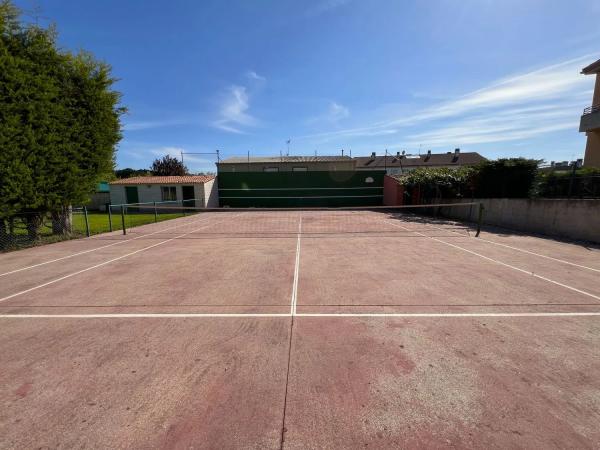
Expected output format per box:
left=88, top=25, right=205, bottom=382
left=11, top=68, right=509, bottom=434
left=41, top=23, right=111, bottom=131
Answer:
left=1, top=209, right=599, bottom=448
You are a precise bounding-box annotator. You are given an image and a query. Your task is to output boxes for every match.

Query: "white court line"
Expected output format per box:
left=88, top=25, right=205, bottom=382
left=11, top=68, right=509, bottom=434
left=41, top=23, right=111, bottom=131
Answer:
left=0, top=212, right=219, bottom=277
left=0, top=215, right=239, bottom=304
left=387, top=220, right=600, bottom=302
left=1, top=312, right=599, bottom=318
left=290, top=216, right=302, bottom=315
left=400, top=214, right=600, bottom=273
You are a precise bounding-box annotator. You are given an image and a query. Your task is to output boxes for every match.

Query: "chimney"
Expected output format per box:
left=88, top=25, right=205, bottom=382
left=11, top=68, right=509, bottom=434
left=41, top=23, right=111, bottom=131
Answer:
left=454, top=148, right=460, bottom=155
left=427, top=150, right=431, bottom=156
left=396, top=151, right=401, bottom=158
left=370, top=151, right=376, bottom=159
left=401, top=150, right=405, bottom=156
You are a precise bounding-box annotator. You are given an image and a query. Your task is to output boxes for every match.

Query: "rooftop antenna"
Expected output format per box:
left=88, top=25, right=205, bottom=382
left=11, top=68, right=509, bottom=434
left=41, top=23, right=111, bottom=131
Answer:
left=341, top=148, right=344, bottom=156
left=349, top=148, right=352, bottom=158
left=418, top=144, right=422, bottom=155
left=286, top=138, right=291, bottom=156
left=315, top=149, right=317, bottom=157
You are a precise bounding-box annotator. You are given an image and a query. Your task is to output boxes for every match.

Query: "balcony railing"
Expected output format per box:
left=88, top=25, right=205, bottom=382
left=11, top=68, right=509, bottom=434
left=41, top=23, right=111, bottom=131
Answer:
left=583, top=104, right=600, bottom=115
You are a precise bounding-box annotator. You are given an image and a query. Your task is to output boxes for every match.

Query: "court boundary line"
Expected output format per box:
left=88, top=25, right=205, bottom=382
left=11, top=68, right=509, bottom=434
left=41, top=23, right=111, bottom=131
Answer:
left=398, top=214, right=600, bottom=273
left=386, top=220, right=600, bottom=301
left=1, top=312, right=599, bottom=318
left=290, top=216, right=302, bottom=315
left=0, top=215, right=241, bottom=304
left=0, top=212, right=220, bottom=278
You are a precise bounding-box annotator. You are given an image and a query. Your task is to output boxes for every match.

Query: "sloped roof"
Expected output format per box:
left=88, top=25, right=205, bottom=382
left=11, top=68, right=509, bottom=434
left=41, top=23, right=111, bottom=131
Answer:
left=219, top=155, right=353, bottom=164
left=354, top=152, right=486, bottom=169
left=581, top=58, right=600, bottom=75
left=110, top=175, right=215, bottom=185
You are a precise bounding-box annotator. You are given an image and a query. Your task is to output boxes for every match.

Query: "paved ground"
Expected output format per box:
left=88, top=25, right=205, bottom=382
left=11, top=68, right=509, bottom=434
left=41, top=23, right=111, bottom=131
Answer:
left=1, top=210, right=599, bottom=449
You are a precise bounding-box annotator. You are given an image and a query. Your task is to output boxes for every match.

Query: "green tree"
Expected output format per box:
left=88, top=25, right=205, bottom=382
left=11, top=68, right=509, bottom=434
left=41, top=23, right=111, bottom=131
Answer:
left=115, top=168, right=151, bottom=179
left=150, top=155, right=188, bottom=176
left=0, top=0, right=125, bottom=240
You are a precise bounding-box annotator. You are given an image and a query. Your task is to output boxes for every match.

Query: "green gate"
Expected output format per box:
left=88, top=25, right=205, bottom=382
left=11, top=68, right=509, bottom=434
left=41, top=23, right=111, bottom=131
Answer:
left=218, top=171, right=385, bottom=207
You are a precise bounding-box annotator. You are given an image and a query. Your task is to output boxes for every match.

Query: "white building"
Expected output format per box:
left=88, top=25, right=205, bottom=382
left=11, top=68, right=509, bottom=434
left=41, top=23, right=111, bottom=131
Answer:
left=109, top=175, right=218, bottom=207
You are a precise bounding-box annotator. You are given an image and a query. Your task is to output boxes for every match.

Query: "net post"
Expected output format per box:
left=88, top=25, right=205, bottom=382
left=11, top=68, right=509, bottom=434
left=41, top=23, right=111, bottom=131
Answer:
left=475, top=202, right=484, bottom=237
left=153, top=202, right=158, bottom=223
left=107, top=204, right=113, bottom=232
left=83, top=206, right=90, bottom=237
left=121, top=205, right=127, bottom=235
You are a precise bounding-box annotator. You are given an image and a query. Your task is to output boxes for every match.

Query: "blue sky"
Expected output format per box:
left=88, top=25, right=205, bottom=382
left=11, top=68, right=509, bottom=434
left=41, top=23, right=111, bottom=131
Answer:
left=15, top=0, right=600, bottom=171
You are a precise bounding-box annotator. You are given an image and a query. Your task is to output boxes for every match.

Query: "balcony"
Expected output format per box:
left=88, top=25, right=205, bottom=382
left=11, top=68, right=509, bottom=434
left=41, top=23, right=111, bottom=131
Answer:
left=580, top=104, right=600, bottom=132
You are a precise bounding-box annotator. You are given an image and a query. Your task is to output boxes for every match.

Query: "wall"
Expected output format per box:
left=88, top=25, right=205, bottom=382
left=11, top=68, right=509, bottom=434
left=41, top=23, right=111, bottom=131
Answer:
left=383, top=175, right=403, bottom=206
left=109, top=184, right=207, bottom=206
left=203, top=178, right=219, bottom=207
left=218, top=171, right=385, bottom=207
left=87, top=192, right=110, bottom=211
left=441, top=198, right=600, bottom=243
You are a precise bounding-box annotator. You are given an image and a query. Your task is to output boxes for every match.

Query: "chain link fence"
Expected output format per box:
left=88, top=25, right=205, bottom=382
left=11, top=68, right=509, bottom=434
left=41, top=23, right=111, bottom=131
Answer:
left=1, top=199, right=203, bottom=252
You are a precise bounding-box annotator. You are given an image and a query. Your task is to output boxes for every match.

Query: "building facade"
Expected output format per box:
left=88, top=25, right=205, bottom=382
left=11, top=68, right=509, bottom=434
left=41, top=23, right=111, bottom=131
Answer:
left=580, top=58, right=600, bottom=168
left=109, top=176, right=218, bottom=207
left=355, top=149, right=486, bottom=175
left=217, top=155, right=355, bottom=172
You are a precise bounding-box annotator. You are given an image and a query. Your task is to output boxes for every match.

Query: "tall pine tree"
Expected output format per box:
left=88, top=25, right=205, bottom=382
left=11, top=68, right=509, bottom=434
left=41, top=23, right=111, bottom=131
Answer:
left=0, top=1, right=125, bottom=238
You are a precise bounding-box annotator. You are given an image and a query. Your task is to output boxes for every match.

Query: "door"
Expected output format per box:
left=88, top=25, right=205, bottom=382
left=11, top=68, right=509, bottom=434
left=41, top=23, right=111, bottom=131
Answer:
left=182, top=185, right=195, bottom=208
left=125, top=186, right=139, bottom=204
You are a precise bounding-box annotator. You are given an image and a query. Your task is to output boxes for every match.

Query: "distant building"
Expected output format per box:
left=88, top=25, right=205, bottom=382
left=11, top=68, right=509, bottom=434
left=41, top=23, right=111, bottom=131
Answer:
left=217, top=155, right=355, bottom=172
left=109, top=176, right=218, bottom=208
left=87, top=181, right=111, bottom=211
left=354, top=149, right=486, bottom=175
left=580, top=58, right=600, bottom=167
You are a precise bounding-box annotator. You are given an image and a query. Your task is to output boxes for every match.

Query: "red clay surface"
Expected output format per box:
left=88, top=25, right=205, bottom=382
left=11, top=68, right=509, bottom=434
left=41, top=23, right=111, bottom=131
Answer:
left=1, top=210, right=599, bottom=449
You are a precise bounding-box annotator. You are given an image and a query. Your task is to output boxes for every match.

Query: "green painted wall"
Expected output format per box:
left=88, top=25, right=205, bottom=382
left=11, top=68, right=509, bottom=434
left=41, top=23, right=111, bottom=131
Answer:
left=218, top=171, right=385, bottom=207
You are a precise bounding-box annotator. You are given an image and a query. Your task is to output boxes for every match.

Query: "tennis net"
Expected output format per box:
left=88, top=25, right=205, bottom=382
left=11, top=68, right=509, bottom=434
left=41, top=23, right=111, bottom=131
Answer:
left=110, top=202, right=484, bottom=237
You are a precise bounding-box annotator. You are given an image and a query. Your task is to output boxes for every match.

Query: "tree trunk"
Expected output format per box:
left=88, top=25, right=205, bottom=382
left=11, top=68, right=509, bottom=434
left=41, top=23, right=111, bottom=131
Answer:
left=52, top=206, right=73, bottom=235
left=25, top=213, right=44, bottom=240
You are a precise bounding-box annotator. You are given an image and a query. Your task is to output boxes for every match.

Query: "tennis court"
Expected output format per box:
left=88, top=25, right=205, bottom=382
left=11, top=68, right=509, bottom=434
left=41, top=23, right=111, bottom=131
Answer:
left=1, top=206, right=599, bottom=448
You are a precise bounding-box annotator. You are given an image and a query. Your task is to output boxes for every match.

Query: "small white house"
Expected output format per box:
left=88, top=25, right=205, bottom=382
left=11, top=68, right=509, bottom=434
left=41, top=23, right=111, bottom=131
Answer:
left=109, top=175, right=218, bottom=208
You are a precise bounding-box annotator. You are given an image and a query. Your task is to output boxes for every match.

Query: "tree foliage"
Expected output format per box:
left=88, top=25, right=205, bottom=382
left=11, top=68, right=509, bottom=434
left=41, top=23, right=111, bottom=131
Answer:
left=0, top=0, right=125, bottom=222
left=150, top=155, right=188, bottom=176
left=115, top=168, right=151, bottom=179
left=394, top=158, right=541, bottom=202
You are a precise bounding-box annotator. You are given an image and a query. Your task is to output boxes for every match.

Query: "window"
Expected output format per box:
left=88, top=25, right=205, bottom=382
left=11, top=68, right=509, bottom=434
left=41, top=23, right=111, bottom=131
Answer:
left=263, top=167, right=279, bottom=172
left=161, top=186, right=177, bottom=201
left=292, top=167, right=308, bottom=172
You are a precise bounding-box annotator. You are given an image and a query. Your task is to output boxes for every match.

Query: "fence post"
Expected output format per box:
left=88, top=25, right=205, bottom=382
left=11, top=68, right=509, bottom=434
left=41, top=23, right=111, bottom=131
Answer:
left=567, top=163, right=576, bottom=199
left=475, top=203, right=484, bottom=237
left=154, top=202, right=158, bottom=223
left=83, top=206, right=90, bottom=237
left=107, top=204, right=113, bottom=232
left=121, top=205, right=127, bottom=235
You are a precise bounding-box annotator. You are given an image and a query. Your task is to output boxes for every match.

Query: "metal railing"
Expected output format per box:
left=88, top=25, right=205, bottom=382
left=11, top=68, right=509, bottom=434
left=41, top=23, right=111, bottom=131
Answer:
left=583, top=104, right=600, bottom=115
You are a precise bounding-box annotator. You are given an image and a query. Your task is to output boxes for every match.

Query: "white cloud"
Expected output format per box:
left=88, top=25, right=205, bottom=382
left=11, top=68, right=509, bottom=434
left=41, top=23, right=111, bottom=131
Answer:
left=246, top=70, right=266, bottom=82
left=123, top=118, right=190, bottom=131
left=297, top=53, right=596, bottom=147
left=307, top=101, right=350, bottom=125
left=150, top=146, right=186, bottom=158
left=213, top=85, right=258, bottom=134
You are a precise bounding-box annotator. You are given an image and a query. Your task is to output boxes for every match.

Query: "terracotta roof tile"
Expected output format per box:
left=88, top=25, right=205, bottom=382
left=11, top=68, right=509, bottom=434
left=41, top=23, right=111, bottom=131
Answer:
left=110, top=175, right=215, bottom=185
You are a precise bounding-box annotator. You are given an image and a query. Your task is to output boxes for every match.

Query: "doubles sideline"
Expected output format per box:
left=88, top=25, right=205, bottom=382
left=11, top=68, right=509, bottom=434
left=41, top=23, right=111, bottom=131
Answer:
left=0, top=212, right=221, bottom=278
left=0, top=214, right=241, bottom=304
left=386, top=220, right=600, bottom=302
left=400, top=214, right=599, bottom=273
